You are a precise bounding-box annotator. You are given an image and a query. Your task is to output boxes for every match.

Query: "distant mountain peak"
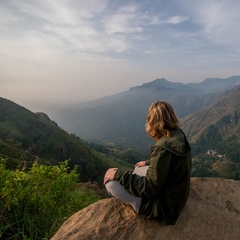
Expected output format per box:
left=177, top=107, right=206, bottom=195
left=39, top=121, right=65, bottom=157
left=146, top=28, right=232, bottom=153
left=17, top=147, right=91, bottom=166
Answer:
left=141, top=78, right=169, bottom=87
left=130, top=78, right=185, bottom=90
left=201, top=75, right=240, bottom=85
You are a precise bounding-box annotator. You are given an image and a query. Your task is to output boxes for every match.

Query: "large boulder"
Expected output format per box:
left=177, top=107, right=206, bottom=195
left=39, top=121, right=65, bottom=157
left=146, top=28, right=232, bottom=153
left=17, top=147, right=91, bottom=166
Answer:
left=51, top=177, right=240, bottom=240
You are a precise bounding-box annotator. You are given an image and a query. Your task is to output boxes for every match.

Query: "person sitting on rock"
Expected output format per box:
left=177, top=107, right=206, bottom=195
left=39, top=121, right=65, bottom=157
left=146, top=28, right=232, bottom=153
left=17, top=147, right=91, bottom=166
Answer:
left=104, top=100, right=192, bottom=225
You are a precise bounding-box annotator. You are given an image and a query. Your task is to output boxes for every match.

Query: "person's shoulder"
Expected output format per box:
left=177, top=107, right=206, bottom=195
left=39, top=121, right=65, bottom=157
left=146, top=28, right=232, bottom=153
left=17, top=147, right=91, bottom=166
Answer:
left=171, top=128, right=186, bottom=141
left=155, top=128, right=183, bottom=145
left=153, top=128, right=186, bottom=154
left=173, top=128, right=184, bottom=136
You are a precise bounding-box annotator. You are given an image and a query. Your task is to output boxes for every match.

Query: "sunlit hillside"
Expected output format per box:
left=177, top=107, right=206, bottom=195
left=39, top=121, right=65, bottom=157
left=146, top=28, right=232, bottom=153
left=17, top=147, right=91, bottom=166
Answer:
left=181, top=85, right=240, bottom=179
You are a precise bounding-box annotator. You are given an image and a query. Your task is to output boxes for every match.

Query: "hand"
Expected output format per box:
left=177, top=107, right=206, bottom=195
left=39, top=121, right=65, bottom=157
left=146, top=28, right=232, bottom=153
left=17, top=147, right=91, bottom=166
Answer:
left=104, top=168, right=118, bottom=185
left=135, top=161, right=146, bottom=168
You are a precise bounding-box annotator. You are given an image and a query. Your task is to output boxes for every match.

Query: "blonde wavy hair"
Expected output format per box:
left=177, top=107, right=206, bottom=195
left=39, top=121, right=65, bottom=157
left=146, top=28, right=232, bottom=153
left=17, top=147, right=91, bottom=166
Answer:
left=146, top=100, right=179, bottom=140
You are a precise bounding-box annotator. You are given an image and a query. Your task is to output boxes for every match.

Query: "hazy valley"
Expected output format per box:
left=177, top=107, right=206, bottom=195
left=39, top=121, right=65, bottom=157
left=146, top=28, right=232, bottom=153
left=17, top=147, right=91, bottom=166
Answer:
left=1, top=76, right=240, bottom=181
left=53, top=76, right=240, bottom=154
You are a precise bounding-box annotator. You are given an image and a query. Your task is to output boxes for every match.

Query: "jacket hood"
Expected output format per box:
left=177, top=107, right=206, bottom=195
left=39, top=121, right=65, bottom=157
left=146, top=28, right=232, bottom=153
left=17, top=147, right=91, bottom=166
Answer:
left=154, top=128, right=191, bottom=157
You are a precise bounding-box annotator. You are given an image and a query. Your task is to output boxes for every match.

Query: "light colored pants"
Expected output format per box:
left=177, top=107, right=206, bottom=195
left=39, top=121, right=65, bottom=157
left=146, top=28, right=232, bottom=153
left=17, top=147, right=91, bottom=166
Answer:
left=105, top=166, right=149, bottom=213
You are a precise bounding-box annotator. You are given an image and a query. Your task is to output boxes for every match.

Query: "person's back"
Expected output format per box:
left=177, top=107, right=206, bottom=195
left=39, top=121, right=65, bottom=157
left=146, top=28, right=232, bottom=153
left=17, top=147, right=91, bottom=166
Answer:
left=138, top=128, right=192, bottom=224
left=104, top=101, right=192, bottom=225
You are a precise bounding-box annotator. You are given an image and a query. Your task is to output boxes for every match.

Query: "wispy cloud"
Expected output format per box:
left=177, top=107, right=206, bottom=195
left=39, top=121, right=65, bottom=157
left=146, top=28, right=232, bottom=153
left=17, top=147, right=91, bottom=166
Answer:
left=103, top=4, right=144, bottom=34
left=0, top=8, right=20, bottom=27
left=202, top=3, right=240, bottom=47
left=1, top=0, right=240, bottom=109
left=150, top=15, right=189, bottom=25
left=0, top=0, right=193, bottom=63
left=178, top=0, right=240, bottom=50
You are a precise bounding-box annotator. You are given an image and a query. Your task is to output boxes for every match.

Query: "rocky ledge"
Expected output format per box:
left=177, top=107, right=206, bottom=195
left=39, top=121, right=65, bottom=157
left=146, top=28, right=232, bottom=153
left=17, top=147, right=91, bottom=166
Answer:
left=51, top=177, right=240, bottom=240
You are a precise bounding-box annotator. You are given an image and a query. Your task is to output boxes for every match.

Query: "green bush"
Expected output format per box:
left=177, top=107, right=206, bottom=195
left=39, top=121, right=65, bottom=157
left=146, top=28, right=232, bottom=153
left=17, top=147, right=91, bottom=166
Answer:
left=0, top=159, right=100, bottom=239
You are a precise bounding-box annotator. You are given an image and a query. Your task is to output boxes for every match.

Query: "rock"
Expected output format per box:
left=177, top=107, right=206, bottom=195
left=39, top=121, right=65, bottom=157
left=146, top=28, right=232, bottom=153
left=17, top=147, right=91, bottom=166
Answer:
left=51, top=177, right=240, bottom=240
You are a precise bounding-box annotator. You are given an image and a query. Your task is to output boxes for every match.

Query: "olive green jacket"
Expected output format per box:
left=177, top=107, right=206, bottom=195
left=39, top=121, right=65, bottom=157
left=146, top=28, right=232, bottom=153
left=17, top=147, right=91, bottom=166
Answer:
left=114, top=128, right=192, bottom=225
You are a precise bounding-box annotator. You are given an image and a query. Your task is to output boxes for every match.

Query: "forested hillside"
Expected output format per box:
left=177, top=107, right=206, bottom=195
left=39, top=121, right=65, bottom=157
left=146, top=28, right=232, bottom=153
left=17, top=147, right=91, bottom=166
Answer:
left=181, top=85, right=240, bottom=179
left=0, top=97, right=133, bottom=183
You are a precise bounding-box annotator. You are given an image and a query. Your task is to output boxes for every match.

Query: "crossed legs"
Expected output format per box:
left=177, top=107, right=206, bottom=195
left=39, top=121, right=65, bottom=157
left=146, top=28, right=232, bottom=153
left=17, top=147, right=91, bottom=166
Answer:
left=105, top=166, right=148, bottom=213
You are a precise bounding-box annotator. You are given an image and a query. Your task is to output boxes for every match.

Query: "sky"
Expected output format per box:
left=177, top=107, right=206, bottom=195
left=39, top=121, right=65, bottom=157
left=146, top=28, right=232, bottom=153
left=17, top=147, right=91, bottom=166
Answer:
left=1, top=0, right=240, bottom=114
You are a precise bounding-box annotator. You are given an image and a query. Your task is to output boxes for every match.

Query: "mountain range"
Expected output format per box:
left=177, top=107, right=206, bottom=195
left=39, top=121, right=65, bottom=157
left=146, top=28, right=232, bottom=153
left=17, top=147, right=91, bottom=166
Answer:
left=1, top=75, right=240, bottom=180
left=51, top=76, right=240, bottom=179
left=53, top=76, right=240, bottom=154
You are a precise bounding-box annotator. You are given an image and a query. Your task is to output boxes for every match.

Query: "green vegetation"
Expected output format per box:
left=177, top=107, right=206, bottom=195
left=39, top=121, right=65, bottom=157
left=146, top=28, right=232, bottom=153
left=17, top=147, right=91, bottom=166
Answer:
left=180, top=85, right=240, bottom=179
left=86, top=141, right=146, bottom=164
left=0, top=97, right=134, bottom=239
left=191, top=154, right=240, bottom=180
left=217, top=134, right=240, bottom=163
left=0, top=97, right=133, bottom=184
left=0, top=159, right=101, bottom=239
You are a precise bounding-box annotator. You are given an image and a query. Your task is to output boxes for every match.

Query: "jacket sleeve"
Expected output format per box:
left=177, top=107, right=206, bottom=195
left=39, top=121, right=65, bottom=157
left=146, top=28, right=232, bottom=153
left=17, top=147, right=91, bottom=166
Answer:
left=114, top=146, right=172, bottom=198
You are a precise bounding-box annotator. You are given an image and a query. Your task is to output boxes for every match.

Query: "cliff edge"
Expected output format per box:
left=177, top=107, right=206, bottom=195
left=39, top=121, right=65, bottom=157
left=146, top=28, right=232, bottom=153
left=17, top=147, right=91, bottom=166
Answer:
left=51, top=177, right=240, bottom=240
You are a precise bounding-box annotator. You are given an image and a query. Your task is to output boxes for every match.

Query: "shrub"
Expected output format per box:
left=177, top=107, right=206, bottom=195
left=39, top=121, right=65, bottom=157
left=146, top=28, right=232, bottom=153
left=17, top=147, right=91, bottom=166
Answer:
left=0, top=159, right=100, bottom=239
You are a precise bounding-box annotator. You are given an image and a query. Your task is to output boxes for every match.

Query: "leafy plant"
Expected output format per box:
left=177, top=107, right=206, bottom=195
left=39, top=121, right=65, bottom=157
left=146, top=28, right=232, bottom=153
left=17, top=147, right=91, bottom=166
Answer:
left=0, top=158, right=100, bottom=239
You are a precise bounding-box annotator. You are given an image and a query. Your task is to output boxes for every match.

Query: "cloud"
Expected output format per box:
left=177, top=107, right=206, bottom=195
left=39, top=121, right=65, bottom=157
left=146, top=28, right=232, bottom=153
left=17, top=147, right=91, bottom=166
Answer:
left=0, top=0, right=124, bottom=63
left=201, top=3, right=240, bottom=47
left=1, top=0, right=240, bottom=109
left=0, top=0, right=194, bottom=63
left=177, top=0, right=240, bottom=50
left=11, top=0, right=105, bottom=24
left=103, top=4, right=144, bottom=34
left=150, top=15, right=189, bottom=25
left=0, top=8, right=20, bottom=28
